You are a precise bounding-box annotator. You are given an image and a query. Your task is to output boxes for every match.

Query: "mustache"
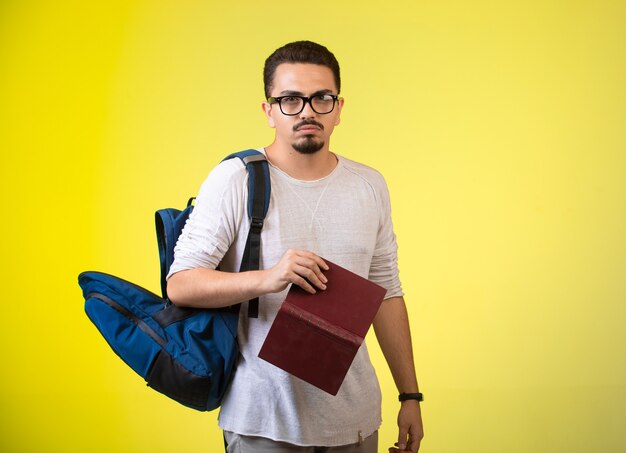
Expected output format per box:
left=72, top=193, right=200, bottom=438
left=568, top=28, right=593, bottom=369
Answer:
left=293, top=120, right=324, bottom=132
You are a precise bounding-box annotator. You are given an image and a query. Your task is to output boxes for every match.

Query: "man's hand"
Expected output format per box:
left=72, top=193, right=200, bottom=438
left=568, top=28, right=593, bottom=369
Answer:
left=373, top=297, right=424, bottom=451
left=263, top=249, right=329, bottom=294
left=392, top=400, right=424, bottom=452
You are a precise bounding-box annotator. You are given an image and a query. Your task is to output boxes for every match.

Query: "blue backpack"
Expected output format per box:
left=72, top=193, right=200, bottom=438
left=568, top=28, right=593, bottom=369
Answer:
left=79, top=149, right=271, bottom=411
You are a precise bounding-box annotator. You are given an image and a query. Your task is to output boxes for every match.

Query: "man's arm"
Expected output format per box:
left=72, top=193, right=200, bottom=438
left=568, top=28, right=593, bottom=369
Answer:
left=373, top=296, right=424, bottom=452
left=167, top=249, right=328, bottom=308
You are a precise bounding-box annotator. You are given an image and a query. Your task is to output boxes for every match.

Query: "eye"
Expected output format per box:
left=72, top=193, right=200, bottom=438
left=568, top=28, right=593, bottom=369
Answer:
left=281, top=96, right=301, bottom=105
left=312, top=94, right=334, bottom=103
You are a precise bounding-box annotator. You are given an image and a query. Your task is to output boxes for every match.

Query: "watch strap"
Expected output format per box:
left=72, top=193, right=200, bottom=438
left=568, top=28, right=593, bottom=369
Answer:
left=399, top=392, right=424, bottom=402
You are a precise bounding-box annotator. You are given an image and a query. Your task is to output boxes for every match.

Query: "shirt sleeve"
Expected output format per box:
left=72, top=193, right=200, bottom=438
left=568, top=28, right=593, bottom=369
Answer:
left=167, top=159, right=247, bottom=279
left=368, top=174, right=403, bottom=299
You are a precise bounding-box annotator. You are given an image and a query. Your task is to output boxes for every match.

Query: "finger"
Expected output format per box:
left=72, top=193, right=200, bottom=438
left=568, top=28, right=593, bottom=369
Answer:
left=293, top=254, right=327, bottom=279
left=408, top=431, right=422, bottom=452
left=292, top=265, right=327, bottom=291
left=294, top=250, right=329, bottom=272
left=397, top=427, right=409, bottom=451
left=316, top=266, right=328, bottom=284
left=291, top=273, right=317, bottom=294
left=310, top=253, right=329, bottom=271
left=411, top=423, right=424, bottom=452
left=283, top=250, right=329, bottom=289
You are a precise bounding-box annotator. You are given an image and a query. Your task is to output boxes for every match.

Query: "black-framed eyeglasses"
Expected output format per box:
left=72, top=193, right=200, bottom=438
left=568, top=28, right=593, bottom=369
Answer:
left=267, top=94, right=339, bottom=115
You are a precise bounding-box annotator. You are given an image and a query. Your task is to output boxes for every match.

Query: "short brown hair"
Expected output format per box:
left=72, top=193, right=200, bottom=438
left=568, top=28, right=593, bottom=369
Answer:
left=263, top=41, right=341, bottom=98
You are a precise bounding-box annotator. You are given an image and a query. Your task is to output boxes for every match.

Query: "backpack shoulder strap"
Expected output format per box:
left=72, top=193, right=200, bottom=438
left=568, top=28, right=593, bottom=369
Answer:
left=222, top=149, right=271, bottom=225
left=222, top=149, right=271, bottom=318
left=155, top=149, right=271, bottom=317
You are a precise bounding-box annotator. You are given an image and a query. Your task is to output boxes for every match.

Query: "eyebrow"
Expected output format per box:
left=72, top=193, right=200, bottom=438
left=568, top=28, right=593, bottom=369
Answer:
left=278, top=89, right=335, bottom=97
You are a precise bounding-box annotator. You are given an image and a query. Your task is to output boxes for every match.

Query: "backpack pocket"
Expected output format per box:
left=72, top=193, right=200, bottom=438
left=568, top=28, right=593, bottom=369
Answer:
left=146, top=348, right=212, bottom=410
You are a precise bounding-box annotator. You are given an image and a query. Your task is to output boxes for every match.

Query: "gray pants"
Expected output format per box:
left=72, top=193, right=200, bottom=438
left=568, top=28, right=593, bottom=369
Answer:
left=224, top=431, right=378, bottom=453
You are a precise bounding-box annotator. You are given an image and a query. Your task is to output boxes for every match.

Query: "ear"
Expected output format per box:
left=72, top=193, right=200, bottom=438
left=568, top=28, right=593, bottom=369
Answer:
left=262, top=102, right=276, bottom=128
left=334, top=97, right=345, bottom=126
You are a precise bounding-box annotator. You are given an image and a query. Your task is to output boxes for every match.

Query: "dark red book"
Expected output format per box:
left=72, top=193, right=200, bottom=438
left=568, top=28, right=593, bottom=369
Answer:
left=258, top=259, right=387, bottom=395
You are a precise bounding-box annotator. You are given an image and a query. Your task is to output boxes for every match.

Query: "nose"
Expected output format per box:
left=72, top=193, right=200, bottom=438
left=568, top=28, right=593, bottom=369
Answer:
left=299, top=99, right=317, bottom=118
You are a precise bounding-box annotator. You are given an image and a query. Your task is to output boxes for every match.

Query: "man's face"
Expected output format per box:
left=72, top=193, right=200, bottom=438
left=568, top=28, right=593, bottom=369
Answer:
left=263, top=63, right=343, bottom=154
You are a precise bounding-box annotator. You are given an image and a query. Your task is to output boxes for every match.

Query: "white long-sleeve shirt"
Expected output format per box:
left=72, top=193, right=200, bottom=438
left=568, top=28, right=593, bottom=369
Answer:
left=168, top=149, right=402, bottom=446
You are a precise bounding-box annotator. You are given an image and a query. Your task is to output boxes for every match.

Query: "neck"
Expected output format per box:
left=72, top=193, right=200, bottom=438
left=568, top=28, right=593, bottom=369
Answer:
left=264, top=142, right=338, bottom=181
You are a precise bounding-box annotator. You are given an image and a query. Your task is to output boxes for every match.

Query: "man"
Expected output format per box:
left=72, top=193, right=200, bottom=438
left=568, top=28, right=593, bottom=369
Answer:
left=167, top=41, right=424, bottom=452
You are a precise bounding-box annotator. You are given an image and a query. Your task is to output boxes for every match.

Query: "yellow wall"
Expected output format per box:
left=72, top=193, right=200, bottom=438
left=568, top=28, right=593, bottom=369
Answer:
left=1, top=1, right=625, bottom=451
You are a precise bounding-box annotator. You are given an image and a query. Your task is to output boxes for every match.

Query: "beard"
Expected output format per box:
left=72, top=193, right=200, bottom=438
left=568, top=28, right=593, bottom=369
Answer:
left=292, top=135, right=325, bottom=154
left=291, top=119, right=325, bottom=154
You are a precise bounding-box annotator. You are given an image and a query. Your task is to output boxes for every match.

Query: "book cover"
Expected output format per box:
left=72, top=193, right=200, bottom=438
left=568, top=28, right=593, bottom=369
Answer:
left=258, top=259, right=387, bottom=395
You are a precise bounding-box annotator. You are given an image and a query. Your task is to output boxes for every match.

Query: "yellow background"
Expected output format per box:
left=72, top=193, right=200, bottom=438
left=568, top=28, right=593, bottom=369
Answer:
left=1, top=1, right=625, bottom=451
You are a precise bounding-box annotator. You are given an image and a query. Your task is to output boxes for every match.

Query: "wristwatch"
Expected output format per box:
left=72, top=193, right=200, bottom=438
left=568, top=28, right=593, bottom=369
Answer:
left=399, top=392, right=424, bottom=402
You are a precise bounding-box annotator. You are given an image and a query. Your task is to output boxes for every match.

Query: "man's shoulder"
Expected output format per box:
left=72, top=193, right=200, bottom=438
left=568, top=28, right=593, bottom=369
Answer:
left=337, top=154, right=387, bottom=188
left=204, top=152, right=257, bottom=184
left=196, top=151, right=260, bottom=200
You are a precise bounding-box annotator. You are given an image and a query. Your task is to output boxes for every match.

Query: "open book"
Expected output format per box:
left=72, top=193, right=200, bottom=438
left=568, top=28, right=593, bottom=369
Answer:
left=258, top=259, right=387, bottom=395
